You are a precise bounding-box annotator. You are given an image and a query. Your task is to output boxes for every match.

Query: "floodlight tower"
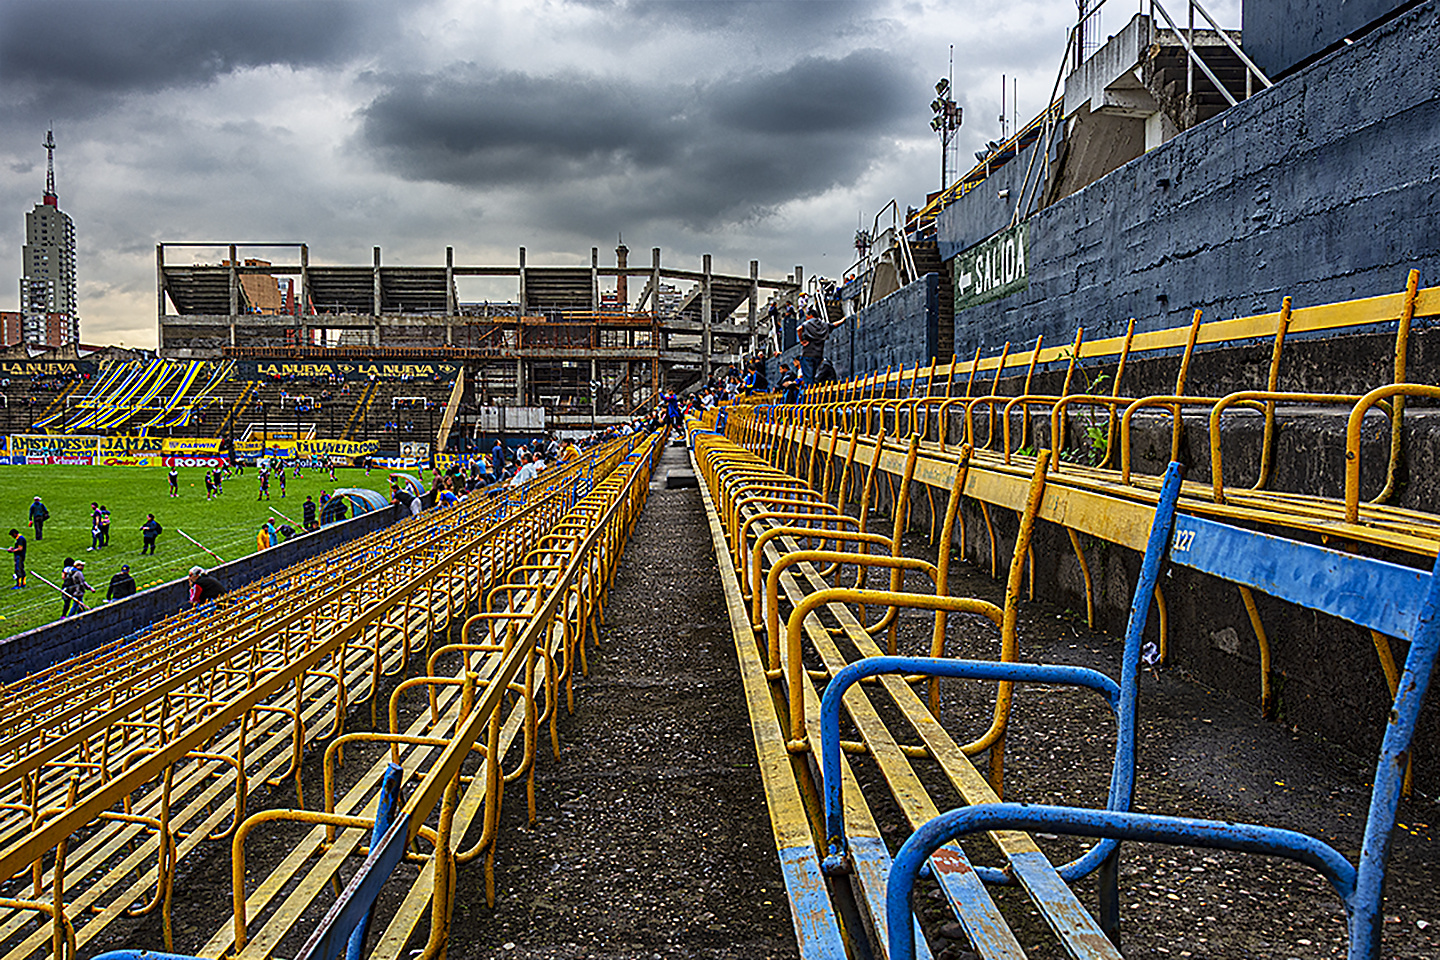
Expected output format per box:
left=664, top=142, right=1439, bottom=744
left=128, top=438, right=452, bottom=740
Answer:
left=930, top=71, right=962, bottom=191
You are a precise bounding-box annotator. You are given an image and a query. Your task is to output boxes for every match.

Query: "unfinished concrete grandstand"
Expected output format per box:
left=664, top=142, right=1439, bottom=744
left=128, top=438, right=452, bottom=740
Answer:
left=156, top=242, right=801, bottom=429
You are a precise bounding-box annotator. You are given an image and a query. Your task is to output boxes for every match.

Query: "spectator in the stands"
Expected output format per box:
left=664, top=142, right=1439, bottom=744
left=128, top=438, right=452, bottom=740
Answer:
left=797, top=307, right=846, bottom=386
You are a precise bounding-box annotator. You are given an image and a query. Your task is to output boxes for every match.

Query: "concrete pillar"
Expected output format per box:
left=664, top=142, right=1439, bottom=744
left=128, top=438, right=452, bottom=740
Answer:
left=300, top=244, right=310, bottom=318
left=794, top=266, right=804, bottom=303
left=748, top=259, right=759, bottom=354
left=515, top=358, right=526, bottom=405
left=445, top=246, right=455, bottom=345
left=518, top=247, right=527, bottom=315
left=616, top=241, right=629, bottom=310
left=372, top=246, right=382, bottom=317
left=591, top=247, right=600, bottom=313
left=445, top=246, right=455, bottom=317
left=155, top=245, right=166, bottom=352
left=228, top=244, right=239, bottom=317
left=702, top=253, right=713, bottom=380
left=651, top=248, right=661, bottom=317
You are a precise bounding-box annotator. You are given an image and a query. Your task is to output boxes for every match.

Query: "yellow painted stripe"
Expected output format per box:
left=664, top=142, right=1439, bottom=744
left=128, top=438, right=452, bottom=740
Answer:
left=694, top=450, right=848, bottom=958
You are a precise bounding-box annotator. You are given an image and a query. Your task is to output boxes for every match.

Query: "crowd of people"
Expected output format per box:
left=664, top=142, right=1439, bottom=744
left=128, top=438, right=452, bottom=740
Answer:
left=4, top=395, right=705, bottom=625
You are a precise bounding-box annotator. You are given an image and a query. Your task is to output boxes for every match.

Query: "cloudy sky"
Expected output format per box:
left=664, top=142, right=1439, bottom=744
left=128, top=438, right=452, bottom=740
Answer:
left=0, top=0, right=1234, bottom=348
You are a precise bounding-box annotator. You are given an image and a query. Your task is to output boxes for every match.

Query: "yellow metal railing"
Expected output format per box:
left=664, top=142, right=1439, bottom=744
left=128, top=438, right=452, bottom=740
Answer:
left=0, top=436, right=646, bottom=960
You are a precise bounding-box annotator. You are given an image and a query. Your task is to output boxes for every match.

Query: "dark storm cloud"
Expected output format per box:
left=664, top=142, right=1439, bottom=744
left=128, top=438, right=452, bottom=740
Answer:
left=566, top=0, right=861, bottom=32
left=0, top=0, right=399, bottom=119
left=357, top=49, right=917, bottom=229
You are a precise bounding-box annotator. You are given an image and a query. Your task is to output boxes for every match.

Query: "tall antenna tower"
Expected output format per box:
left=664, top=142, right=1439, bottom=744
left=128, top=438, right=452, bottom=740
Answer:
left=43, top=129, right=57, bottom=204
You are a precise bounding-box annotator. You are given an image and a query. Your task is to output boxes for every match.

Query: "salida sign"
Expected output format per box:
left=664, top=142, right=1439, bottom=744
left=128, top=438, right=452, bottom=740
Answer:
left=236, top=360, right=461, bottom=381
left=952, top=222, right=1029, bottom=311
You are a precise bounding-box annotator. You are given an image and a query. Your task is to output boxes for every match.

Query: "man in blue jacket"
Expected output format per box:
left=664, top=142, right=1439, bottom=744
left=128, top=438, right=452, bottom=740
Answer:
left=490, top=438, right=505, bottom=479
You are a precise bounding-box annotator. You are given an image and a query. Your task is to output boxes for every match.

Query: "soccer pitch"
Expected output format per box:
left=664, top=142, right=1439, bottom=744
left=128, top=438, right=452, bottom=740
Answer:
left=0, top=465, right=405, bottom=639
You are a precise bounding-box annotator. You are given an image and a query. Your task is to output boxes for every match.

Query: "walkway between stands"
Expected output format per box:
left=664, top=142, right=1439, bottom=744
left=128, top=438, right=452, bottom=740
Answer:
left=459, top=440, right=799, bottom=959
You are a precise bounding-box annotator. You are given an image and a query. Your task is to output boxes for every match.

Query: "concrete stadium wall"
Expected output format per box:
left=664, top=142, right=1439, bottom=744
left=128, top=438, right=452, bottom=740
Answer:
left=841, top=274, right=939, bottom=379
left=1243, top=0, right=1410, bottom=78
left=936, top=136, right=1056, bottom=260
left=0, top=504, right=403, bottom=685
left=768, top=274, right=939, bottom=385
left=941, top=1, right=1440, bottom=360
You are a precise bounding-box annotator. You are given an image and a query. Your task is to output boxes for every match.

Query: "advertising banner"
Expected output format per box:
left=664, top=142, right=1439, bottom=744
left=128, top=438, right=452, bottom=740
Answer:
left=161, top=437, right=227, bottom=455
left=375, top=457, right=424, bottom=470
left=234, top=438, right=298, bottom=457
left=295, top=438, right=380, bottom=459
left=434, top=453, right=492, bottom=475
left=3, top=435, right=169, bottom=464
left=163, top=454, right=229, bottom=469
left=9, top=435, right=99, bottom=457
left=0, top=359, right=98, bottom=378
left=235, top=360, right=462, bottom=382
left=98, top=436, right=165, bottom=455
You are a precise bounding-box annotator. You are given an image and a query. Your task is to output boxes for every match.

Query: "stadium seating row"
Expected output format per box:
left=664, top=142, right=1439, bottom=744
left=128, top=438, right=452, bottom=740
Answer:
left=0, top=435, right=645, bottom=960
left=692, top=401, right=1439, bottom=960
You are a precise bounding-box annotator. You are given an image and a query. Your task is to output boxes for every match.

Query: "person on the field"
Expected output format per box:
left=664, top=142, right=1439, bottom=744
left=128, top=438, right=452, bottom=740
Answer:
left=140, top=514, right=162, bottom=555
left=277, top=468, right=286, bottom=498
left=8, top=529, right=25, bottom=589
left=168, top=466, right=179, bottom=497
left=106, top=564, right=136, bottom=602
left=98, top=505, right=111, bottom=548
left=204, top=471, right=215, bottom=501
left=303, top=495, right=318, bottom=532
left=63, top=560, right=92, bottom=617
left=257, top=524, right=271, bottom=551
left=89, top=503, right=103, bottom=552
left=257, top=470, right=271, bottom=501
left=28, top=496, right=48, bottom=540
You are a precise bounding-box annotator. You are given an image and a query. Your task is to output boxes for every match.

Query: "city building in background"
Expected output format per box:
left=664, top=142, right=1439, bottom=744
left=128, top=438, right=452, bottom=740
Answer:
left=18, top=131, right=79, bottom=347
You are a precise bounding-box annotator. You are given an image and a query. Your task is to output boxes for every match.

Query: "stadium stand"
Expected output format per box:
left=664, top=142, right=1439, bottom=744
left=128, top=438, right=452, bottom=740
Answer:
left=0, top=431, right=657, bottom=960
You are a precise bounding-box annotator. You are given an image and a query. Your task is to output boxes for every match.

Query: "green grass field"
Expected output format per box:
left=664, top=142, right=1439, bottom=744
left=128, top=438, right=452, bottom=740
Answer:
left=0, top=465, right=402, bottom=639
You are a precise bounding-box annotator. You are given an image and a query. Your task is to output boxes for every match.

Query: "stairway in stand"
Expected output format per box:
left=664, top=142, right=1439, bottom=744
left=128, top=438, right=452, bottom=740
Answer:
left=909, top=238, right=955, bottom=359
